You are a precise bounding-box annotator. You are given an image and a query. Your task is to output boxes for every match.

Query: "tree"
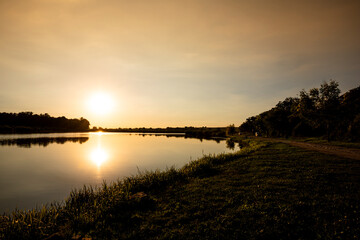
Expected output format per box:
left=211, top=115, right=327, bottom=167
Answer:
left=239, top=80, right=349, bottom=140
left=318, top=80, right=341, bottom=141
left=226, top=124, right=237, bottom=136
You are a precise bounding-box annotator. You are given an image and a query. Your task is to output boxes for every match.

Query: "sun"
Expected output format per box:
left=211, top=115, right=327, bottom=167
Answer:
left=87, top=92, right=114, bottom=115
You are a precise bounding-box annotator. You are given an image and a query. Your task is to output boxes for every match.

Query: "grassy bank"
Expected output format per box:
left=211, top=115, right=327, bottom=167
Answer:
left=1, top=138, right=359, bottom=239
left=288, top=137, right=360, bottom=149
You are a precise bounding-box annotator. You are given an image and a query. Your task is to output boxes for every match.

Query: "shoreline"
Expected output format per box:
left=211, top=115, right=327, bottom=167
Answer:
left=1, top=138, right=360, bottom=239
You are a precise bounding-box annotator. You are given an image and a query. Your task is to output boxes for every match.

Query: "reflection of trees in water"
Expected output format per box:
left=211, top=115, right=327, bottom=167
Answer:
left=226, top=138, right=235, bottom=150
left=184, top=136, right=222, bottom=144
left=0, top=137, right=89, bottom=148
left=226, top=138, right=248, bottom=150
left=226, top=139, right=249, bottom=150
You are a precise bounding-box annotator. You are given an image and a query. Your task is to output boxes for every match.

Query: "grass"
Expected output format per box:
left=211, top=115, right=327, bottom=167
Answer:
left=1, top=138, right=359, bottom=239
left=287, top=136, right=360, bottom=149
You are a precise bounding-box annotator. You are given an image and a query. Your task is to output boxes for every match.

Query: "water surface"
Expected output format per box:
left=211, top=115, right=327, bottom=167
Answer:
left=0, top=132, right=236, bottom=213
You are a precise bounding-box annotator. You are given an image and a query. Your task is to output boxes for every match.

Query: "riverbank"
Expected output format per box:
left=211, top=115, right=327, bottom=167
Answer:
left=255, top=136, right=360, bottom=161
left=1, top=138, right=359, bottom=239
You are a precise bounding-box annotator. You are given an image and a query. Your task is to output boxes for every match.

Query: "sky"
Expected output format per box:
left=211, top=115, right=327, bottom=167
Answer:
left=0, top=0, right=359, bottom=128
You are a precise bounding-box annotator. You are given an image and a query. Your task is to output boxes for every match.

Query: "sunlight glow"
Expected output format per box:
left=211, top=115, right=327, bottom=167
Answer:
left=92, top=131, right=105, bottom=136
left=87, top=92, right=114, bottom=115
left=90, top=147, right=108, bottom=167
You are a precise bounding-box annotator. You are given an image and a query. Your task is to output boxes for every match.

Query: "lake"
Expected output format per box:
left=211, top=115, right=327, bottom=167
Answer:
left=0, top=132, right=236, bottom=213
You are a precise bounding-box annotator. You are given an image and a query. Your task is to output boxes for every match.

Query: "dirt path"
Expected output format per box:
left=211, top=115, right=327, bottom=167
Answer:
left=258, top=138, right=360, bottom=160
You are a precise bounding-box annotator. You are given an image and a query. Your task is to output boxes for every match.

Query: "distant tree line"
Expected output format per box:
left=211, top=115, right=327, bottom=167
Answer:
left=0, top=112, right=90, bottom=133
left=240, top=81, right=360, bottom=141
left=101, top=126, right=227, bottom=138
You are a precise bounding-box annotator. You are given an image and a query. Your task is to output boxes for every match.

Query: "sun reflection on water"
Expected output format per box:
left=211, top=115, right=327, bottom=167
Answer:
left=90, top=147, right=108, bottom=167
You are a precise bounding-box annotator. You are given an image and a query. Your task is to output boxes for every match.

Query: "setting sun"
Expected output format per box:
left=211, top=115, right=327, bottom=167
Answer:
left=87, top=92, right=114, bottom=115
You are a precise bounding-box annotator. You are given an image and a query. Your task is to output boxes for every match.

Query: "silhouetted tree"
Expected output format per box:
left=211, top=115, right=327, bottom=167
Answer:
left=0, top=112, right=90, bottom=133
left=226, top=124, right=237, bottom=136
left=240, top=81, right=359, bottom=141
left=318, top=81, right=341, bottom=140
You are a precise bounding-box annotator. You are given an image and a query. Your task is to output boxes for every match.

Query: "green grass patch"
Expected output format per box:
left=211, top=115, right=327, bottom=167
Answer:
left=1, top=139, right=359, bottom=239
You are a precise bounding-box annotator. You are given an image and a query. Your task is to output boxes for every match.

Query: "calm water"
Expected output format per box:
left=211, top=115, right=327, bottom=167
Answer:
left=0, top=132, right=236, bottom=213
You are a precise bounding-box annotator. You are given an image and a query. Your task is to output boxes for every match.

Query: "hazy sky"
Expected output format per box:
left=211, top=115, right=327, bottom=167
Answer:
left=1, top=0, right=359, bottom=128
